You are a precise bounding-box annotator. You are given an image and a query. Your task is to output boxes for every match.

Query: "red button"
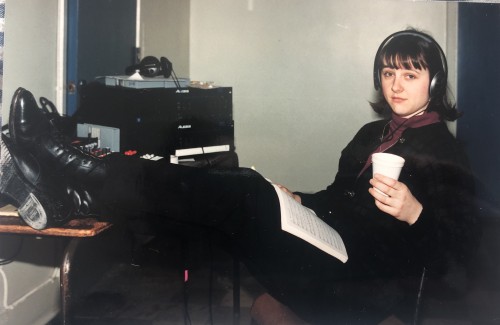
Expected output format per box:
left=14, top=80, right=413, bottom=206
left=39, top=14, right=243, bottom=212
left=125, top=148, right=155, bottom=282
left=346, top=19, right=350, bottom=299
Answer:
left=124, top=150, right=137, bottom=156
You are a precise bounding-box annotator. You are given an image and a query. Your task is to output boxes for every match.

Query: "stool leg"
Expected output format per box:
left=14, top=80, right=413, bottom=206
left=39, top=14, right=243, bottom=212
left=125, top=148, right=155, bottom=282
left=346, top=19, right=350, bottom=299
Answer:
left=60, top=238, right=80, bottom=325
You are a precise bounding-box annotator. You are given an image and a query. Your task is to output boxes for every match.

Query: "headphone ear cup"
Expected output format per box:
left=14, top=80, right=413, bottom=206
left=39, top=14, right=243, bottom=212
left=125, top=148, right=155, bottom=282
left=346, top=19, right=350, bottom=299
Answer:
left=160, top=57, right=173, bottom=78
left=139, top=56, right=161, bottom=77
left=429, top=71, right=445, bottom=98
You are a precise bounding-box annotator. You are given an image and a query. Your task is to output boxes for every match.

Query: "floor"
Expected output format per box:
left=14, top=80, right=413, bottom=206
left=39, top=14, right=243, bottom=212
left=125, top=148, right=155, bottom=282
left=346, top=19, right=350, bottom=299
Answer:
left=66, top=227, right=265, bottom=325
left=55, top=220, right=500, bottom=325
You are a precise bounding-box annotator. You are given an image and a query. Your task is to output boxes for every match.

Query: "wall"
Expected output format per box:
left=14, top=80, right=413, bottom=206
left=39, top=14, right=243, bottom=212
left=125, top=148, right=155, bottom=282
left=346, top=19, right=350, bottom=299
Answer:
left=2, top=0, right=60, bottom=118
left=0, top=236, right=61, bottom=324
left=189, top=0, right=457, bottom=192
left=0, top=0, right=63, bottom=324
left=140, top=0, right=190, bottom=77
left=457, top=3, right=500, bottom=214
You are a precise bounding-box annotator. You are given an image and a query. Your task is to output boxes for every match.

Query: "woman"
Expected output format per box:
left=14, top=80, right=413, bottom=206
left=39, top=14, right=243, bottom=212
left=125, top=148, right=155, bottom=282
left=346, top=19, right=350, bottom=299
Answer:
left=1, top=29, right=478, bottom=323
left=276, top=29, right=479, bottom=322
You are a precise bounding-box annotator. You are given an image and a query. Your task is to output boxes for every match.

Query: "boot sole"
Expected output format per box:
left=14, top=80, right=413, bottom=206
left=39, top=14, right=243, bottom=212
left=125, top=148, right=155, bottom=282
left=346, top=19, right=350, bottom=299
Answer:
left=1, top=134, right=49, bottom=230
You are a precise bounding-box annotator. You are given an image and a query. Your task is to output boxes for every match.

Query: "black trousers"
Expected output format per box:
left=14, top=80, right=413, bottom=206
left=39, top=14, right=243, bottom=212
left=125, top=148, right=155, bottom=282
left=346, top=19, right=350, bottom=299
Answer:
left=99, top=154, right=407, bottom=324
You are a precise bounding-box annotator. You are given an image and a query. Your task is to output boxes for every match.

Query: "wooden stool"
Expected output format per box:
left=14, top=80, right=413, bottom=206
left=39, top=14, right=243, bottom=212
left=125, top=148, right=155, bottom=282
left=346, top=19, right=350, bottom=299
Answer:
left=0, top=204, right=112, bottom=324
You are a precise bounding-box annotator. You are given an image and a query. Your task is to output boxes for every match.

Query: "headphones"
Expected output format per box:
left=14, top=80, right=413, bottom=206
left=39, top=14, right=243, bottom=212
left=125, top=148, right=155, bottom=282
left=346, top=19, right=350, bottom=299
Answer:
left=373, top=30, right=448, bottom=98
left=125, top=56, right=173, bottom=78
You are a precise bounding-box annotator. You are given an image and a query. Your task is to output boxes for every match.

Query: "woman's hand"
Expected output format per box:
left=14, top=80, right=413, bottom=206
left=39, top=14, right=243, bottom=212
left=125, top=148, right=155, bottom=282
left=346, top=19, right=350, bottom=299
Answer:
left=276, top=184, right=302, bottom=204
left=368, top=173, right=422, bottom=225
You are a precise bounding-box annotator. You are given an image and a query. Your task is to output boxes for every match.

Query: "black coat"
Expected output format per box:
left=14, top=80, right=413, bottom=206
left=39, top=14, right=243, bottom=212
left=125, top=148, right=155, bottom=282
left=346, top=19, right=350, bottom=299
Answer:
left=298, top=119, right=479, bottom=281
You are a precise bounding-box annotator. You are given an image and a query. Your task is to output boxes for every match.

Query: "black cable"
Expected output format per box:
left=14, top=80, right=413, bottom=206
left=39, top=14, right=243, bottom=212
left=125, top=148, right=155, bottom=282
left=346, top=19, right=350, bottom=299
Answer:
left=171, top=68, right=182, bottom=90
left=380, top=118, right=409, bottom=144
left=181, top=237, right=192, bottom=325
left=413, top=267, right=427, bottom=325
left=207, top=232, right=214, bottom=325
left=183, top=277, right=192, bottom=325
left=200, top=147, right=212, bottom=168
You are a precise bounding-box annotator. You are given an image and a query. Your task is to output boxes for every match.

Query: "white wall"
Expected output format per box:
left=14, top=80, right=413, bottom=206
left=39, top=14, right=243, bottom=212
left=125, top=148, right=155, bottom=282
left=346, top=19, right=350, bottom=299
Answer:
left=1, top=1, right=62, bottom=324
left=189, top=0, right=457, bottom=192
left=3, top=0, right=61, bottom=119
left=0, top=236, right=61, bottom=325
left=140, top=0, right=190, bottom=77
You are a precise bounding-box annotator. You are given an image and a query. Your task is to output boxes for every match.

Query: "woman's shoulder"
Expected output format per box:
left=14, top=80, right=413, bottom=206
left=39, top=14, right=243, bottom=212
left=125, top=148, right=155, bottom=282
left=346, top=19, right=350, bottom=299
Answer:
left=354, top=119, right=389, bottom=137
left=406, top=122, right=456, bottom=144
left=361, top=119, right=389, bottom=129
left=405, top=122, right=468, bottom=162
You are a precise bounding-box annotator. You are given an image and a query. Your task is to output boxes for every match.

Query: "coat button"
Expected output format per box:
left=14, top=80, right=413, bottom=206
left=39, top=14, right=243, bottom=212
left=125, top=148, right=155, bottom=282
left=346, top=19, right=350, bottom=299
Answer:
left=344, top=190, right=355, bottom=198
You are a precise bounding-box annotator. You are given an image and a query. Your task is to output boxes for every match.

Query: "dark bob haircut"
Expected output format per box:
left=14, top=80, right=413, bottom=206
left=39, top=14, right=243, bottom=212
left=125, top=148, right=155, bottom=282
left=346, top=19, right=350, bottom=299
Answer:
left=370, top=29, right=462, bottom=121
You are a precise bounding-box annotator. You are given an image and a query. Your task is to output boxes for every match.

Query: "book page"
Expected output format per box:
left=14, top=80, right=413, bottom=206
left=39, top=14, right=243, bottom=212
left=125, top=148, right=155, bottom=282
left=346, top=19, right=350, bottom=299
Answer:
left=272, top=184, right=348, bottom=263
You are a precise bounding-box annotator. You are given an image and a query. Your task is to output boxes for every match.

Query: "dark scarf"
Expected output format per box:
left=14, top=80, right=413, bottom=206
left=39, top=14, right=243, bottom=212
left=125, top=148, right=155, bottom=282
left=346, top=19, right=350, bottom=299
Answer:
left=357, top=111, right=441, bottom=178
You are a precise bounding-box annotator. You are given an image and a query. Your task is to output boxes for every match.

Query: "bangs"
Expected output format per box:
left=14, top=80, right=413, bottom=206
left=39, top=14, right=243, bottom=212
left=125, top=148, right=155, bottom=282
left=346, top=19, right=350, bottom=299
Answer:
left=379, top=34, right=430, bottom=71
left=381, top=51, right=428, bottom=71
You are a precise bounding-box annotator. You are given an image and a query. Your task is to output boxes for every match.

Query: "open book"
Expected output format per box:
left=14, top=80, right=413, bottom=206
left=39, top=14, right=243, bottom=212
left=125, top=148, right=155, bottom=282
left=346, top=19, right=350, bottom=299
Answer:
left=272, top=184, right=348, bottom=263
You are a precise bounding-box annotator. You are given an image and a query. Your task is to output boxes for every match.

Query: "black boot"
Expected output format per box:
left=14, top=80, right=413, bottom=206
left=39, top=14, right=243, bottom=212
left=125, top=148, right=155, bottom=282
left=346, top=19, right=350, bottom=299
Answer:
left=9, top=87, right=107, bottom=216
left=9, top=87, right=107, bottom=183
left=0, top=133, right=74, bottom=229
left=39, top=96, right=76, bottom=137
left=39, top=96, right=64, bottom=132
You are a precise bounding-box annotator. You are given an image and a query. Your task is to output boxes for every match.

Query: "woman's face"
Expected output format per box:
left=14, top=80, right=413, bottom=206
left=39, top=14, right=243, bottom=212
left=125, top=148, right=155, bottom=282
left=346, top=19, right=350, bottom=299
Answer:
left=380, top=65, right=431, bottom=118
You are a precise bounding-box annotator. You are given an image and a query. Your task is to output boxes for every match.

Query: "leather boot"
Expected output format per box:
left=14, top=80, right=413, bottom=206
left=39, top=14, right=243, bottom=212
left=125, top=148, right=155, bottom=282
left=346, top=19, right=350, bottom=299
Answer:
left=8, top=87, right=107, bottom=216
left=0, top=133, right=74, bottom=229
left=39, top=96, right=76, bottom=137
left=39, top=96, right=64, bottom=132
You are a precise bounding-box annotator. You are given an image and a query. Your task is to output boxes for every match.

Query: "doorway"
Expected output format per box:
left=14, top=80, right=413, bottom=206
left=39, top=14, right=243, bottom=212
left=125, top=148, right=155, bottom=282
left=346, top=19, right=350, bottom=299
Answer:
left=66, top=0, right=136, bottom=115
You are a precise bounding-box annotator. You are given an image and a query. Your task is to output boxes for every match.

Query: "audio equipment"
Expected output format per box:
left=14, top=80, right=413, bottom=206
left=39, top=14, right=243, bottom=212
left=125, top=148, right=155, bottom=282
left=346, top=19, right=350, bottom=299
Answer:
left=76, top=82, right=234, bottom=156
left=125, top=56, right=173, bottom=78
left=373, top=30, right=448, bottom=98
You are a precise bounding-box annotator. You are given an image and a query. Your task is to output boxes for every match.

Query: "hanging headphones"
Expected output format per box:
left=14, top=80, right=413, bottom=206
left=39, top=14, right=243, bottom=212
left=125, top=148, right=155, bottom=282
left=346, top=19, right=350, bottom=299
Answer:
left=125, top=56, right=173, bottom=78
left=373, top=30, right=448, bottom=98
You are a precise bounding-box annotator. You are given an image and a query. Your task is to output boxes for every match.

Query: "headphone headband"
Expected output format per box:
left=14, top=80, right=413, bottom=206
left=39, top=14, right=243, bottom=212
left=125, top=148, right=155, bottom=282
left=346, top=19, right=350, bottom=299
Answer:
left=373, top=30, right=448, bottom=98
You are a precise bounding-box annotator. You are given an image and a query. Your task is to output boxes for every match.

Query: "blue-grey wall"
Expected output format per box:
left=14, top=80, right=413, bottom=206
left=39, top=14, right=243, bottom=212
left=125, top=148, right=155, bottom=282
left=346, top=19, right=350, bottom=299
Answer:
left=457, top=3, right=500, bottom=216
